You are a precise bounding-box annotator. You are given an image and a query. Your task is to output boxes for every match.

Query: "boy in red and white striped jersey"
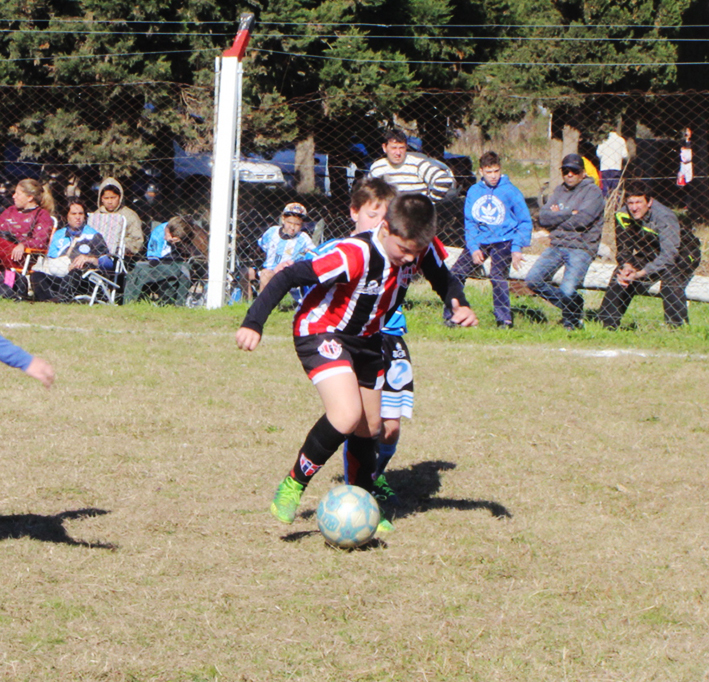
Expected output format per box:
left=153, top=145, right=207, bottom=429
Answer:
left=236, top=193, right=477, bottom=529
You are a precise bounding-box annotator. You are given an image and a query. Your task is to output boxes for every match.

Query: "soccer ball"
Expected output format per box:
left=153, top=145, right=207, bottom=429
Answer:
left=316, top=485, right=380, bottom=549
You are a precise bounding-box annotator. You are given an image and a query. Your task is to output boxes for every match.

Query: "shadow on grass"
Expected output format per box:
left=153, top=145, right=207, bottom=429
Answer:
left=383, top=460, right=512, bottom=520
left=303, top=460, right=510, bottom=521
left=510, top=304, right=548, bottom=325
left=0, top=508, right=117, bottom=549
left=281, top=529, right=387, bottom=551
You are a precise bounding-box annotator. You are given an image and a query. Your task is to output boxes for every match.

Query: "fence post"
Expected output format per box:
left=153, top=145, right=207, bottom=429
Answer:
left=206, top=13, right=254, bottom=309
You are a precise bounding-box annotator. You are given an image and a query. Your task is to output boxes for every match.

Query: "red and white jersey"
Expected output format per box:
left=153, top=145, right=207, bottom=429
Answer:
left=293, top=225, right=448, bottom=338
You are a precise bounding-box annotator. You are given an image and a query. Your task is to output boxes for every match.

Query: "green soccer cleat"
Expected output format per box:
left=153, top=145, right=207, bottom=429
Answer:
left=372, top=474, right=400, bottom=506
left=376, top=517, right=395, bottom=533
left=270, top=476, right=305, bottom=524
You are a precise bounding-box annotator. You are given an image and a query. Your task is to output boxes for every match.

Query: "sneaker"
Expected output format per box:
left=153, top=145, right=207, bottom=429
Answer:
left=270, top=476, right=304, bottom=524
left=372, top=474, right=400, bottom=506
left=376, top=517, right=395, bottom=533
left=562, top=321, right=584, bottom=331
left=496, top=320, right=513, bottom=329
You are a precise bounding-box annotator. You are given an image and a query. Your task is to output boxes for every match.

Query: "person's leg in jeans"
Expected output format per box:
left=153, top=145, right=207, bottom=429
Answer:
left=525, top=246, right=564, bottom=313
left=488, top=241, right=513, bottom=325
left=556, top=249, right=593, bottom=327
left=527, top=247, right=592, bottom=326
left=443, top=246, right=477, bottom=323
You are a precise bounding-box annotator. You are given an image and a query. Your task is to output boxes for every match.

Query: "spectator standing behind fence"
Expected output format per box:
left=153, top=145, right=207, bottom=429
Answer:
left=596, top=131, right=628, bottom=197
left=94, top=178, right=144, bottom=257
left=525, top=154, right=604, bottom=331
left=248, top=203, right=315, bottom=293
left=0, top=179, right=55, bottom=299
left=369, top=129, right=455, bottom=202
left=445, top=151, right=531, bottom=328
left=123, top=217, right=195, bottom=305
left=597, top=182, right=701, bottom=329
left=31, top=199, right=112, bottom=303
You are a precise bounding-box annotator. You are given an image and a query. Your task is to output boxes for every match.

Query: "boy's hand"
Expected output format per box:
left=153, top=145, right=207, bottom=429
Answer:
left=273, top=260, right=293, bottom=274
left=25, top=357, right=55, bottom=389
left=511, top=252, right=525, bottom=270
left=450, top=299, right=478, bottom=327
left=235, top=327, right=261, bottom=351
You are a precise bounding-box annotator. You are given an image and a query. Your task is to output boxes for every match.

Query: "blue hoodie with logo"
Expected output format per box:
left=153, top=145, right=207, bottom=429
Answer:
left=463, top=174, right=532, bottom=253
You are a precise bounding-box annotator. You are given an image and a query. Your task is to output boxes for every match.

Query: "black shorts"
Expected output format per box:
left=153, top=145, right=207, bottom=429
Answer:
left=294, top=332, right=385, bottom=390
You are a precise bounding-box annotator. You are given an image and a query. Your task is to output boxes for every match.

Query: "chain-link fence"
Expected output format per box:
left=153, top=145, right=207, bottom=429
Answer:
left=0, top=81, right=707, bottom=325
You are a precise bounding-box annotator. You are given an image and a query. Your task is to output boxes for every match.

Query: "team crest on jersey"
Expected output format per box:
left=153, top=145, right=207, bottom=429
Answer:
left=397, top=264, right=416, bottom=287
left=364, top=279, right=380, bottom=295
left=317, top=338, right=343, bottom=360
left=472, top=195, right=506, bottom=226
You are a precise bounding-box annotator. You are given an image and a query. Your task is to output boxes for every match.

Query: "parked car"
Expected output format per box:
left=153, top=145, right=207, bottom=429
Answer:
left=259, top=146, right=331, bottom=196
left=172, top=141, right=286, bottom=188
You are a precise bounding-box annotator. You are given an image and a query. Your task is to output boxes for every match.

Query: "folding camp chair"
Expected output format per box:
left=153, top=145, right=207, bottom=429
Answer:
left=77, top=213, right=127, bottom=305
left=6, top=216, right=59, bottom=299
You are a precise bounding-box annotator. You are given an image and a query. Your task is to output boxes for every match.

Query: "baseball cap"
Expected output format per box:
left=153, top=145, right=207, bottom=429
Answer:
left=560, top=154, right=584, bottom=172
left=282, top=202, right=307, bottom=219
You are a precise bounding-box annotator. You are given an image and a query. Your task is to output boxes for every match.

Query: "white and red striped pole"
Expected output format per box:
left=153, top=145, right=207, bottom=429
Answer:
left=207, top=13, right=254, bottom=309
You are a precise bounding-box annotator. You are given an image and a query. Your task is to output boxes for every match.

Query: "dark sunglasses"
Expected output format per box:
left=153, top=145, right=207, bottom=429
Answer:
left=561, top=167, right=582, bottom=175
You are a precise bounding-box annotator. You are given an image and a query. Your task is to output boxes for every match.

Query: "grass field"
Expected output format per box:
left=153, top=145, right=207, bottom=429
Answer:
left=1, top=285, right=709, bottom=681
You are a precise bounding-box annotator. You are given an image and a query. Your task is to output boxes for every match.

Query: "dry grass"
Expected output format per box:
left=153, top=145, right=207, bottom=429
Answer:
left=1, top=297, right=709, bottom=681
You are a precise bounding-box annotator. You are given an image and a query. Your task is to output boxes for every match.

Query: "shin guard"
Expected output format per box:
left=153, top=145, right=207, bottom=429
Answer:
left=291, top=414, right=348, bottom=486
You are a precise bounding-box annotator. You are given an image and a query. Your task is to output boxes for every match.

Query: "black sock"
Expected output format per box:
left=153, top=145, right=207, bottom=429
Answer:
left=290, top=414, right=349, bottom=486
left=345, top=434, right=378, bottom=492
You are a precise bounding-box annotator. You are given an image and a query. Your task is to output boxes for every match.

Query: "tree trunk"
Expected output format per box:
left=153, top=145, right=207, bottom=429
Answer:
left=295, top=136, right=315, bottom=193
left=548, top=112, right=580, bottom=191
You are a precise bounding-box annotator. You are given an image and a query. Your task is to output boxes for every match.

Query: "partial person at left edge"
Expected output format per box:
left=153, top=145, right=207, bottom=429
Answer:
left=0, top=333, right=54, bottom=388
left=0, top=179, right=56, bottom=300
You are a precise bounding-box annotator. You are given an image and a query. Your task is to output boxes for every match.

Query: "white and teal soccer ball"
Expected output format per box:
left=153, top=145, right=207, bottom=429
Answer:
left=317, top=485, right=380, bottom=549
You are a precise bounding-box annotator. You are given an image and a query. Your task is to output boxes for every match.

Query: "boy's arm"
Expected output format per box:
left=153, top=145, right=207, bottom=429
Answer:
left=511, top=189, right=533, bottom=252
left=463, top=190, right=482, bottom=254
left=239, top=259, right=319, bottom=337
left=0, top=335, right=54, bottom=388
left=420, top=242, right=478, bottom=326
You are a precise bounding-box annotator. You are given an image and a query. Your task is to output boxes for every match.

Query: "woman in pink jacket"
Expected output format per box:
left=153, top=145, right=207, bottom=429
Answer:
left=0, top=179, right=55, bottom=271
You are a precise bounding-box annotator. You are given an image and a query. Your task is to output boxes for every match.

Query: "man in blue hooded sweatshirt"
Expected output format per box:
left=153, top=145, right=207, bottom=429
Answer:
left=447, top=151, right=532, bottom=328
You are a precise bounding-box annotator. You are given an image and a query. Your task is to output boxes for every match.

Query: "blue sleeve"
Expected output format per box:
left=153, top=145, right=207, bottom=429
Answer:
left=147, top=223, right=167, bottom=260
left=0, top=334, right=33, bottom=371
left=510, top=189, right=533, bottom=252
left=463, top=188, right=481, bottom=253
left=47, top=229, right=67, bottom=258
left=98, top=255, right=114, bottom=270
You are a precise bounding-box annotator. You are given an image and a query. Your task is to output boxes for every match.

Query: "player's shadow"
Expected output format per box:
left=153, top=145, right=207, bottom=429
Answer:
left=383, top=460, right=511, bottom=520
left=281, top=529, right=387, bottom=551
left=281, top=460, right=510, bottom=545
left=0, top=508, right=117, bottom=549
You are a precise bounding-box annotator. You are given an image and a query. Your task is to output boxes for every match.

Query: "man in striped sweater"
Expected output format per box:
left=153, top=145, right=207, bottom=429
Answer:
left=369, top=130, right=455, bottom=203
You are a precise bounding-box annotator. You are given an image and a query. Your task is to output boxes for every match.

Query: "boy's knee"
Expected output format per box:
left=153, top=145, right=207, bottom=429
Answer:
left=327, top=406, right=363, bottom=436
left=380, top=419, right=400, bottom=444
left=354, top=413, right=381, bottom=439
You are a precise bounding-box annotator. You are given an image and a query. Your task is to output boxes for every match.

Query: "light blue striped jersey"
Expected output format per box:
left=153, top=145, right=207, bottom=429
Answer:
left=147, top=222, right=171, bottom=259
left=258, top=225, right=315, bottom=269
